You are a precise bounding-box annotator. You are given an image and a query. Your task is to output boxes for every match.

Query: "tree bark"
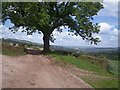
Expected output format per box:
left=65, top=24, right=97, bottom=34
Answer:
left=43, top=33, right=50, bottom=53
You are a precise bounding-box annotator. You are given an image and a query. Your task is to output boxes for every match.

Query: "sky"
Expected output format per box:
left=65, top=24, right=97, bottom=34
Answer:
left=0, top=0, right=119, bottom=47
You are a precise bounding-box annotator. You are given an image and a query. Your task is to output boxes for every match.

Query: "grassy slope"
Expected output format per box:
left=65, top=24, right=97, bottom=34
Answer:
left=82, top=77, right=118, bottom=88
left=49, top=52, right=119, bottom=89
left=1, top=41, right=25, bottom=56
left=107, top=60, right=119, bottom=75
left=50, top=52, right=112, bottom=76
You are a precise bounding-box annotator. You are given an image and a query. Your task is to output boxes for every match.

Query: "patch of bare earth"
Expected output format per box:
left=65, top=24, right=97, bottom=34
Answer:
left=2, top=55, right=94, bottom=89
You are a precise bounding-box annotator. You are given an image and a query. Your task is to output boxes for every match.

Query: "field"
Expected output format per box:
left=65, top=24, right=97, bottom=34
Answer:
left=1, top=39, right=119, bottom=89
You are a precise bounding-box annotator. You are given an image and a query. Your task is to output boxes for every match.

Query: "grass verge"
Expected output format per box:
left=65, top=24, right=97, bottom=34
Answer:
left=50, top=52, right=113, bottom=76
left=1, top=41, right=25, bottom=56
left=49, top=51, right=119, bottom=89
left=81, top=77, right=118, bottom=89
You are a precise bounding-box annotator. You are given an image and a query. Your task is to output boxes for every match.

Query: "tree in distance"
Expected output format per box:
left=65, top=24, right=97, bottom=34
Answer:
left=2, top=2, right=103, bottom=53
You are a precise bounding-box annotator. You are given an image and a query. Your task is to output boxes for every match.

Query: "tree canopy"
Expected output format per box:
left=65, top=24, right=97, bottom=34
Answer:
left=2, top=2, right=103, bottom=52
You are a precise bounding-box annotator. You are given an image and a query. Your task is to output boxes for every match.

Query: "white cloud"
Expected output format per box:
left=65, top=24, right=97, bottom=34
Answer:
left=1, top=22, right=119, bottom=47
left=104, top=0, right=119, bottom=2
left=112, top=28, right=118, bottom=36
left=110, top=36, right=118, bottom=41
left=109, top=28, right=119, bottom=42
left=99, top=22, right=112, bottom=34
left=28, top=35, right=32, bottom=38
left=0, top=24, right=43, bottom=43
left=94, top=22, right=118, bottom=47
left=0, top=25, right=3, bottom=33
left=99, top=22, right=119, bottom=36
left=98, top=2, right=118, bottom=18
left=18, top=27, right=23, bottom=32
left=51, top=30, right=87, bottom=46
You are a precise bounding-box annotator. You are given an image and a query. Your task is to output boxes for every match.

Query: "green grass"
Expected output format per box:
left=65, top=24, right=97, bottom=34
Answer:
left=50, top=52, right=113, bottom=76
left=82, top=77, right=118, bottom=89
left=2, top=47, right=25, bottom=56
left=107, top=60, right=119, bottom=75
left=1, top=41, right=25, bottom=56
left=49, top=51, right=119, bottom=89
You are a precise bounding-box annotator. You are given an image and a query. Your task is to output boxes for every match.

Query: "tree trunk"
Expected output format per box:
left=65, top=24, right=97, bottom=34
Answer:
left=43, top=33, right=50, bottom=53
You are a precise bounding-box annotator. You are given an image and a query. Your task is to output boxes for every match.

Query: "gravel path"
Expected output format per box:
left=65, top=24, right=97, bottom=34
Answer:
left=2, top=55, right=93, bottom=89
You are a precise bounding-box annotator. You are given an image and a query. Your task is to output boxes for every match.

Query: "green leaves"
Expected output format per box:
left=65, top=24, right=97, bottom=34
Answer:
left=2, top=2, right=103, bottom=44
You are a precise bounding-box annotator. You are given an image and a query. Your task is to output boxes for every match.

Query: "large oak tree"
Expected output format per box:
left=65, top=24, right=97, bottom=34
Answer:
left=2, top=2, right=103, bottom=52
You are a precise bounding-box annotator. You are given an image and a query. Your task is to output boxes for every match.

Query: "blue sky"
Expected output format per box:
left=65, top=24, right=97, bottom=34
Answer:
left=0, top=0, right=119, bottom=47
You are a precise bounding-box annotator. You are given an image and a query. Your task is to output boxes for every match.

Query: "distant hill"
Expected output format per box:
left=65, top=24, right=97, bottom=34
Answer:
left=1, top=38, right=43, bottom=47
left=1, top=38, right=118, bottom=61
left=1, top=38, right=118, bottom=52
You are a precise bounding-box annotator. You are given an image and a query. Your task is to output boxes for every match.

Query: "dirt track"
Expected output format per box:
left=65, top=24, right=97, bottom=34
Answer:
left=2, top=55, right=93, bottom=88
